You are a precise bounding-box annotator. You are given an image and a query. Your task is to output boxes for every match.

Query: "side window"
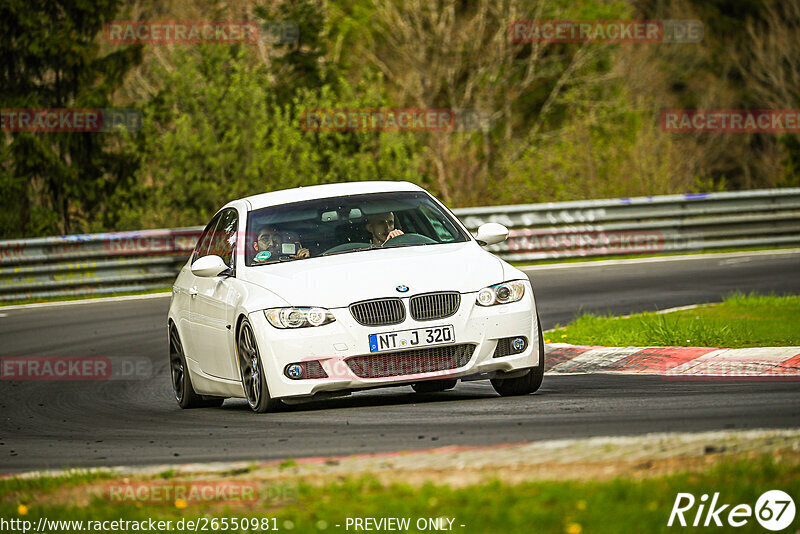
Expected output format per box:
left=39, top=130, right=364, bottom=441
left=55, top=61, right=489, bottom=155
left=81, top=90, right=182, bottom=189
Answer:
left=209, top=209, right=237, bottom=269
left=420, top=205, right=457, bottom=242
left=192, top=213, right=223, bottom=263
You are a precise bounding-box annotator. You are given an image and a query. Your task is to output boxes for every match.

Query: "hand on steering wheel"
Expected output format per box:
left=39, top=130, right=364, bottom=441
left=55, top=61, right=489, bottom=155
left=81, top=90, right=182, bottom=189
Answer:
left=382, top=229, right=404, bottom=245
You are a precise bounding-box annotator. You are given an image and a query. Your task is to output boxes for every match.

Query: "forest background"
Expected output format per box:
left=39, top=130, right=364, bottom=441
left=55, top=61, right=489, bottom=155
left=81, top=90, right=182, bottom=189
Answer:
left=1, top=0, right=798, bottom=238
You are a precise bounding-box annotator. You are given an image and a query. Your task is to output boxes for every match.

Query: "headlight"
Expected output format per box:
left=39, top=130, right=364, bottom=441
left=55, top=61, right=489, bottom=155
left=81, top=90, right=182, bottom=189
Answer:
left=475, top=281, right=526, bottom=306
left=265, top=307, right=336, bottom=328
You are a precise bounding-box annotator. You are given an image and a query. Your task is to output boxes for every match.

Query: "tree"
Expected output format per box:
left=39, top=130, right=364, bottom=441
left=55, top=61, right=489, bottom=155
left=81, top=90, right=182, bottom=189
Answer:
left=0, top=0, right=142, bottom=237
left=344, top=0, right=630, bottom=206
left=119, top=44, right=424, bottom=229
left=736, top=0, right=800, bottom=187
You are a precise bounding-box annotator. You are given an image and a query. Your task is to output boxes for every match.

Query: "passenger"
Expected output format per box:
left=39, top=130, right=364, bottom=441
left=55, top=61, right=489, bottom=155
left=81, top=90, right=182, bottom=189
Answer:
left=252, top=225, right=310, bottom=262
left=365, top=212, right=404, bottom=246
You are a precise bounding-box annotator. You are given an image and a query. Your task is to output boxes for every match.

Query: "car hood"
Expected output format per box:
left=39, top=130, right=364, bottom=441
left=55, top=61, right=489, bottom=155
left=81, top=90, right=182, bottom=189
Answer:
left=240, top=242, right=506, bottom=308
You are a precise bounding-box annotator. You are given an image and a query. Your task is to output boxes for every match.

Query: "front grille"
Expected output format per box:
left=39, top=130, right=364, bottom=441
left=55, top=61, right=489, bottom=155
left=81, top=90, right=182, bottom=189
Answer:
left=346, top=344, right=475, bottom=379
left=349, top=298, right=405, bottom=326
left=409, top=292, right=461, bottom=321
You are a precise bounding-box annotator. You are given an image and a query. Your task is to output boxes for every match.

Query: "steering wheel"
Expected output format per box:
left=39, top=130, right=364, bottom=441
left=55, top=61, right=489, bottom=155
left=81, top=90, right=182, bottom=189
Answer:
left=382, top=233, right=438, bottom=246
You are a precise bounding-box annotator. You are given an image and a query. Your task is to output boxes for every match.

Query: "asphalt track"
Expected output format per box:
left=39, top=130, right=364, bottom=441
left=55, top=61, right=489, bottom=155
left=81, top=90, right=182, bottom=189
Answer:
left=1, top=250, right=799, bottom=473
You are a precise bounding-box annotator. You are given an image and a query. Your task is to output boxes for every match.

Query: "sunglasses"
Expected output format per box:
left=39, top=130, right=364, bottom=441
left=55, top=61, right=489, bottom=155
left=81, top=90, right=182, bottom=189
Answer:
left=257, top=234, right=282, bottom=245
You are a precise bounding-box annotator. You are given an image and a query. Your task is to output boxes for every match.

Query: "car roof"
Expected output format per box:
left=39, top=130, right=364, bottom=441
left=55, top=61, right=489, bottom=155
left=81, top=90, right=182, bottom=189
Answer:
left=235, top=181, right=426, bottom=212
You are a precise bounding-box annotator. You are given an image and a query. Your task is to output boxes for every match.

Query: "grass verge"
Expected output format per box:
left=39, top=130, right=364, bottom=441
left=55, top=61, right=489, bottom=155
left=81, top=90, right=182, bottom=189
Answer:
left=1, top=455, right=797, bottom=533
left=547, top=293, right=800, bottom=348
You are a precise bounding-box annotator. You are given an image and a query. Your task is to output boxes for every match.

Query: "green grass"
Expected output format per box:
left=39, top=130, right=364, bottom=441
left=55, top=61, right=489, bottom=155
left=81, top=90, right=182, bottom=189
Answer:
left=1, top=456, right=797, bottom=533
left=0, top=471, right=115, bottom=509
left=547, top=293, right=800, bottom=348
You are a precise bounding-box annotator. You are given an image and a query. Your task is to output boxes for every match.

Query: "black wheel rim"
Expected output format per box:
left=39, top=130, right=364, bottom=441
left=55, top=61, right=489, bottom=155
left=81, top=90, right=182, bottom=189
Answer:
left=238, top=323, right=261, bottom=409
left=169, top=326, right=185, bottom=403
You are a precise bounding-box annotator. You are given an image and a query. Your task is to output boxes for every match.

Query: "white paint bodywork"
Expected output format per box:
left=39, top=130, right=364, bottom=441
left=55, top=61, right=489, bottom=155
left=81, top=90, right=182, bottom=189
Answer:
left=168, top=181, right=540, bottom=401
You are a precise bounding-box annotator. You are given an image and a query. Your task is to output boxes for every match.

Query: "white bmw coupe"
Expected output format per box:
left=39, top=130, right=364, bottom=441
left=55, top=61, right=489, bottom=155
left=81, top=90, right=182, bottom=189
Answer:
left=168, top=181, right=544, bottom=412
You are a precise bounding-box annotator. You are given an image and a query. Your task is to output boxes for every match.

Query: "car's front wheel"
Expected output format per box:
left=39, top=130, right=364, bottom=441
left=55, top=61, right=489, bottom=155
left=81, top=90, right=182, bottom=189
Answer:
left=490, top=315, right=545, bottom=397
left=169, top=324, right=224, bottom=409
left=237, top=318, right=282, bottom=413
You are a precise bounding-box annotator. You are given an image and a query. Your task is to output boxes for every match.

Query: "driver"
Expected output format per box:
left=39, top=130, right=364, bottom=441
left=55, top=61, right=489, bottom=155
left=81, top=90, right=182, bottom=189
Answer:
left=252, top=225, right=310, bottom=262
left=365, top=212, right=404, bottom=246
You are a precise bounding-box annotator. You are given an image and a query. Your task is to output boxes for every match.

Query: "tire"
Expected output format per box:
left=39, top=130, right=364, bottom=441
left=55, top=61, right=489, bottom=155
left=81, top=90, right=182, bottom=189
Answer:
left=411, top=379, right=457, bottom=393
left=169, top=323, right=224, bottom=409
left=490, top=315, right=545, bottom=397
left=237, top=318, right=282, bottom=413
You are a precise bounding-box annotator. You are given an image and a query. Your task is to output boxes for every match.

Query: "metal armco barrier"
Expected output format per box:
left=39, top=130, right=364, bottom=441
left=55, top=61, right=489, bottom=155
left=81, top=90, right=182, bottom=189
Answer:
left=0, top=227, right=203, bottom=302
left=1, top=188, right=798, bottom=302
left=469, top=189, right=800, bottom=261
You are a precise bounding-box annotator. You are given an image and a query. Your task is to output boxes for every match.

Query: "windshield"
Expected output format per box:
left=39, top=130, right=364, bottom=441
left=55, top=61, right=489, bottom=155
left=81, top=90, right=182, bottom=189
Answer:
left=245, top=191, right=469, bottom=266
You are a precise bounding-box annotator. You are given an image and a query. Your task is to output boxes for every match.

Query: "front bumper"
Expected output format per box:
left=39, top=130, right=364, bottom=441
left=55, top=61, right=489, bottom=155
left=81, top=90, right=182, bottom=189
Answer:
left=249, top=286, right=539, bottom=400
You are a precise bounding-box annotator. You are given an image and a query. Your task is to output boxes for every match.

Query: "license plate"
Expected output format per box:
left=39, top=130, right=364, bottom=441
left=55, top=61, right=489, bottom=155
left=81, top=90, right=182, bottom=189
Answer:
left=369, top=325, right=455, bottom=353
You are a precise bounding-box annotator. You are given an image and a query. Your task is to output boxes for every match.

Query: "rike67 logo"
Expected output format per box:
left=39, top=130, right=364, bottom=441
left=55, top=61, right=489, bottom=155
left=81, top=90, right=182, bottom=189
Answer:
left=668, top=490, right=796, bottom=531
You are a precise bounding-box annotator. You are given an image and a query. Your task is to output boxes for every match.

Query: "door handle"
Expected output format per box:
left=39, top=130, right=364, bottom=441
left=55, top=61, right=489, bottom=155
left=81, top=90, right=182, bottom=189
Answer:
left=189, top=287, right=198, bottom=298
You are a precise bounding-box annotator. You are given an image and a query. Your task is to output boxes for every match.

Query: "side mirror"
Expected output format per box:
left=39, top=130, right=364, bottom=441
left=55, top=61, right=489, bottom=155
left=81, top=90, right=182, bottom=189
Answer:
left=475, top=223, right=509, bottom=246
left=191, top=255, right=230, bottom=278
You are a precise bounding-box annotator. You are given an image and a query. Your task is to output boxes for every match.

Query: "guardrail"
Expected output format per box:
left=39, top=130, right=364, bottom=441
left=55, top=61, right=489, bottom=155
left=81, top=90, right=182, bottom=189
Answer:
left=1, top=188, right=798, bottom=302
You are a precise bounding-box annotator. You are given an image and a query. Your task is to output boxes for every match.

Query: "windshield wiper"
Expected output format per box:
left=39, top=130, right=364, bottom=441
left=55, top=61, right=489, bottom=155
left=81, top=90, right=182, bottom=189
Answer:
left=322, top=246, right=379, bottom=256
left=381, top=243, right=426, bottom=249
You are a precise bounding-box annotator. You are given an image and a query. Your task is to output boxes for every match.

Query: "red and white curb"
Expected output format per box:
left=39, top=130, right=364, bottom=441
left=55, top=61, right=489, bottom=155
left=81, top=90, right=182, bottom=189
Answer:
left=544, top=344, right=800, bottom=378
